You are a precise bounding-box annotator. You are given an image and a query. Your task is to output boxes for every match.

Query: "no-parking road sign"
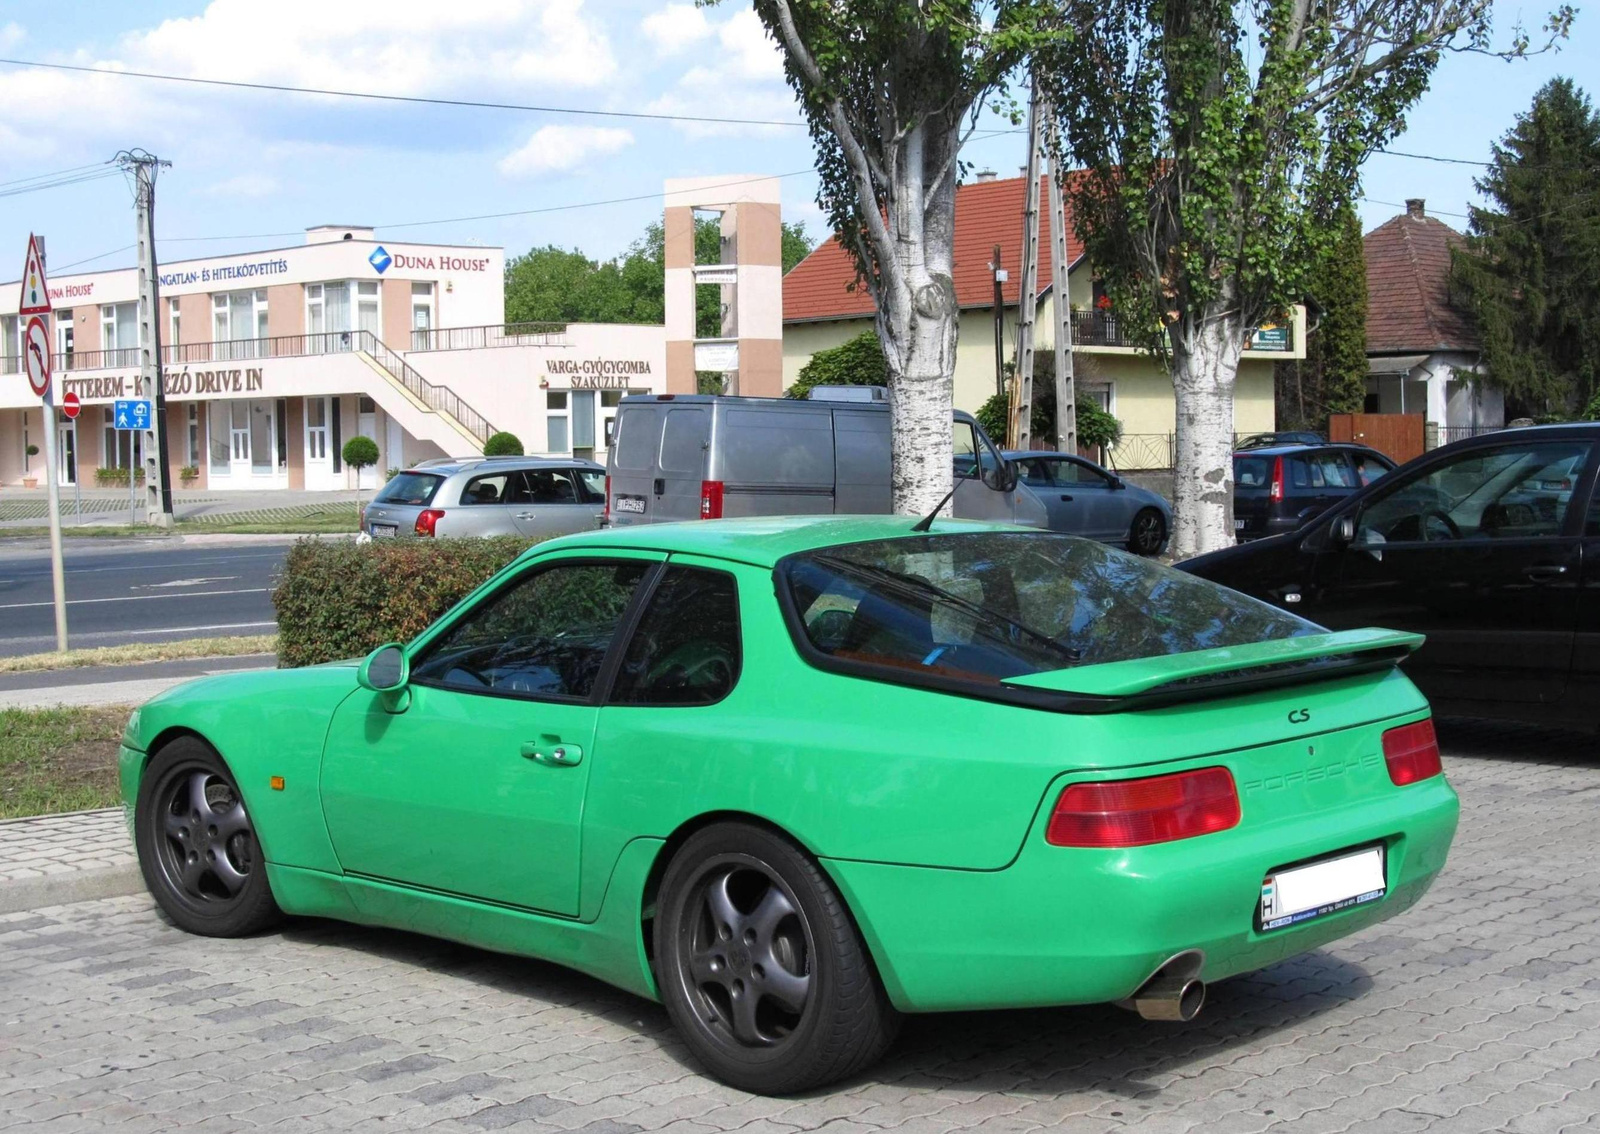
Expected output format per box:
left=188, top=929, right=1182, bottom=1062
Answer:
left=23, top=315, right=50, bottom=398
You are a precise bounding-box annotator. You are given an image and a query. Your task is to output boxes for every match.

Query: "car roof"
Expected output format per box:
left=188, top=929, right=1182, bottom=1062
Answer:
left=518, top=516, right=1029, bottom=570
left=407, top=456, right=603, bottom=476
left=1232, top=442, right=1385, bottom=458
left=1002, top=450, right=1093, bottom=461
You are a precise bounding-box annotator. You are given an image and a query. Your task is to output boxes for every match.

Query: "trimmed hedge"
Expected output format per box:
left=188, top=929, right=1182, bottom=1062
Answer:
left=272, top=536, right=536, bottom=667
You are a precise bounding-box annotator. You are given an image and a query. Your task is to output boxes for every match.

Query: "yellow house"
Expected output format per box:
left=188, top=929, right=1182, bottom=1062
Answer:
left=781, top=173, right=1303, bottom=468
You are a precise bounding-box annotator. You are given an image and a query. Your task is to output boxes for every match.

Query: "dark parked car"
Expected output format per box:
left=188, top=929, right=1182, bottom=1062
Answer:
left=1233, top=443, right=1395, bottom=540
left=1236, top=431, right=1325, bottom=449
left=1183, top=424, right=1600, bottom=728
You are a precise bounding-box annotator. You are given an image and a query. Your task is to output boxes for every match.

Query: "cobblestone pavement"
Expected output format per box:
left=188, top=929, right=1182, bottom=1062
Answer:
left=1, top=721, right=1597, bottom=1133
left=0, top=810, right=139, bottom=914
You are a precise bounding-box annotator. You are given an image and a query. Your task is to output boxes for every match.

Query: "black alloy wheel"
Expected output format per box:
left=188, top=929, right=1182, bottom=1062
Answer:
left=1130, top=507, right=1167, bottom=556
left=655, top=823, right=898, bottom=1094
left=135, top=737, right=280, bottom=937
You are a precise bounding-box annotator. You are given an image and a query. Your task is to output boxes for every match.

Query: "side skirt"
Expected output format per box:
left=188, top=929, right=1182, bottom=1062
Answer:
left=264, top=837, right=664, bottom=1003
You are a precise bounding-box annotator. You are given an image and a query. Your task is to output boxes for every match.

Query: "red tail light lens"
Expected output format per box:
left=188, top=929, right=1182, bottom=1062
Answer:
left=700, top=480, right=724, bottom=520
left=1269, top=456, right=1285, bottom=502
left=1383, top=719, right=1442, bottom=785
left=1046, top=767, right=1240, bottom=847
left=414, top=508, right=445, bottom=537
left=603, top=474, right=611, bottom=522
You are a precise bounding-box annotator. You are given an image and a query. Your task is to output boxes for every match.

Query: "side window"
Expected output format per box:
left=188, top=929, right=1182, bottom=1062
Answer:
left=411, top=561, right=651, bottom=699
left=459, top=473, right=511, bottom=505
left=952, top=421, right=980, bottom=478
left=1064, top=460, right=1111, bottom=487
left=1350, top=452, right=1392, bottom=486
left=1356, top=442, right=1591, bottom=545
left=1018, top=458, right=1061, bottom=487
left=574, top=468, right=606, bottom=503
left=610, top=567, right=741, bottom=705
left=524, top=468, right=582, bottom=504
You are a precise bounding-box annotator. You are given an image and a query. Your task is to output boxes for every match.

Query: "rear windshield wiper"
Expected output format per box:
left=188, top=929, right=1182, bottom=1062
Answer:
left=810, top=555, right=1081, bottom=664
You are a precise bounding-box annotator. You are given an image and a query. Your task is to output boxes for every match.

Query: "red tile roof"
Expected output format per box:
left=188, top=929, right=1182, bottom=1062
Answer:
left=1364, top=206, right=1477, bottom=354
left=783, top=174, right=1085, bottom=323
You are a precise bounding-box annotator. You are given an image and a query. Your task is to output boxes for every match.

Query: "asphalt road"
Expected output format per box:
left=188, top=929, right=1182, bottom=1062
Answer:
left=0, top=539, right=289, bottom=656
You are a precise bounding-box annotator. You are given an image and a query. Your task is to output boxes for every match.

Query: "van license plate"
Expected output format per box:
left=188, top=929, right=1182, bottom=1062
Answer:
left=614, top=495, right=646, bottom=515
left=1260, top=846, right=1385, bottom=931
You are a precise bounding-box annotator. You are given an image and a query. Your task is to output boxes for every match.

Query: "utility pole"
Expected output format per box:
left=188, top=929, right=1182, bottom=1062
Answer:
left=1045, top=120, right=1077, bottom=454
left=1011, top=74, right=1044, bottom=450
left=118, top=149, right=174, bottom=527
left=990, top=244, right=1007, bottom=400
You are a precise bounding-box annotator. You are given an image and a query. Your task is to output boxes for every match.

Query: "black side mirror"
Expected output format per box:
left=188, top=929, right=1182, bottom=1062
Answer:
left=1331, top=514, right=1356, bottom=546
left=1110, top=475, right=1126, bottom=490
left=983, top=459, right=1021, bottom=494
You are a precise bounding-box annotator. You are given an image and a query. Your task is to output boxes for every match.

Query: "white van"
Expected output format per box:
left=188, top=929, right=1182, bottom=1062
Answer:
left=604, top=393, right=1047, bottom=526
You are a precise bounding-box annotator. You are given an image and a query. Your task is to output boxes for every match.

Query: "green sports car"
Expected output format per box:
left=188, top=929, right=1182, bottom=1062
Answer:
left=121, top=517, right=1459, bottom=1094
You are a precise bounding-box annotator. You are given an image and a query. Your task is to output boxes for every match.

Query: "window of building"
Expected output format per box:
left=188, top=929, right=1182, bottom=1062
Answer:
left=213, top=290, right=268, bottom=359
left=103, top=406, right=142, bottom=470
left=1, top=315, right=17, bottom=375
left=186, top=404, right=200, bottom=467
left=169, top=299, right=181, bottom=348
left=546, top=391, right=569, bottom=452
left=100, top=303, right=138, bottom=361
left=208, top=401, right=234, bottom=475
left=307, top=282, right=379, bottom=345
left=55, top=312, right=75, bottom=368
left=411, top=282, right=434, bottom=349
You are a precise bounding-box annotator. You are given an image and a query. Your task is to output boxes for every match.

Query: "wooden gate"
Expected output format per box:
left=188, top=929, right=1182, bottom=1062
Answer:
left=1328, top=414, right=1426, bottom=464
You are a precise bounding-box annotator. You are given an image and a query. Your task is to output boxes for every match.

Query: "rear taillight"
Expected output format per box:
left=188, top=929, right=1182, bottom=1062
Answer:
left=1046, top=767, right=1240, bottom=848
left=603, top=474, right=611, bottom=522
left=700, top=480, right=724, bottom=520
left=1269, top=456, right=1285, bottom=502
left=414, top=508, right=444, bottom=537
left=1383, top=719, right=1442, bottom=785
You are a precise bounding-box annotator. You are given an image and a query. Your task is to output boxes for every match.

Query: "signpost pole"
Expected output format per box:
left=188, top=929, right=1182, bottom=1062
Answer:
left=21, top=235, right=67, bottom=652
left=72, top=420, right=81, bottom=525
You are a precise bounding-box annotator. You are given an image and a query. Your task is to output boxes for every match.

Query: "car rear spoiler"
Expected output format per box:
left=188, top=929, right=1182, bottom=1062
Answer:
left=1001, top=628, right=1423, bottom=712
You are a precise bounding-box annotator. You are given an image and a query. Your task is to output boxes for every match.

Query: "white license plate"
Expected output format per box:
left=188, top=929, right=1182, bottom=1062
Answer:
left=1234, top=519, right=1246, bottom=530
left=369, top=524, right=398, bottom=538
left=1260, top=846, right=1386, bottom=931
left=614, top=496, right=646, bottom=515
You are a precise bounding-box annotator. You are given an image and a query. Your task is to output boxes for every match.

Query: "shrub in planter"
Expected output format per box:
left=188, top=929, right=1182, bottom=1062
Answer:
left=483, top=431, right=524, bottom=457
left=179, top=464, right=200, bottom=481
left=272, top=535, right=538, bottom=667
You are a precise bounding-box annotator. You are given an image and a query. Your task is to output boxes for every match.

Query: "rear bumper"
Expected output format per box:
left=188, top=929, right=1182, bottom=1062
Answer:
left=824, top=773, right=1458, bottom=1013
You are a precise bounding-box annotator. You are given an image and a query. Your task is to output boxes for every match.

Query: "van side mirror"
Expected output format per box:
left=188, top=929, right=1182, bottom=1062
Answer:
left=984, top=459, right=1021, bottom=494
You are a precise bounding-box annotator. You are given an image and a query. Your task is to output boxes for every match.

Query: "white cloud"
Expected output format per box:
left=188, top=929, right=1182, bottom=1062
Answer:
left=640, top=4, right=713, bottom=55
left=0, top=22, right=24, bottom=51
left=498, top=124, right=634, bottom=179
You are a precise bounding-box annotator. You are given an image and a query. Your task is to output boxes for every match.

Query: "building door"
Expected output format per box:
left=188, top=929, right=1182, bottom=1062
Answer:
left=411, top=283, right=433, bottom=350
left=304, top=397, right=333, bottom=490
left=228, top=400, right=252, bottom=479
left=357, top=396, right=378, bottom=489
left=56, top=420, right=75, bottom=486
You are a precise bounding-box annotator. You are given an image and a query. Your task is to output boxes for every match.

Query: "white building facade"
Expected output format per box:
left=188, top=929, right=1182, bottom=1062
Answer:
left=0, top=226, right=665, bottom=490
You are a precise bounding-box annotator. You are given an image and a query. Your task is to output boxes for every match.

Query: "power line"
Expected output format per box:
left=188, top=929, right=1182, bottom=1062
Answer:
left=0, top=160, right=113, bottom=191
left=0, top=57, right=805, bottom=130
left=0, top=168, right=123, bottom=200
left=49, top=245, right=137, bottom=272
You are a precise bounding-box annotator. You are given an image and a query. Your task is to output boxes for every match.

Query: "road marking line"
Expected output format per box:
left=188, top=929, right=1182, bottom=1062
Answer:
left=131, top=577, right=240, bottom=590
left=0, top=588, right=270, bottom=610
left=125, top=622, right=277, bottom=635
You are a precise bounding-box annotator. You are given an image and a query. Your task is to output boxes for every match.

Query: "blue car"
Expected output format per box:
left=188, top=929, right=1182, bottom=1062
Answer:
left=1003, top=450, right=1171, bottom=555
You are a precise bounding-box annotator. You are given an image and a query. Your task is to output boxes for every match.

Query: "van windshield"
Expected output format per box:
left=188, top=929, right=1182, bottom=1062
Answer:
left=781, top=532, right=1316, bottom=686
left=374, top=473, right=444, bottom=506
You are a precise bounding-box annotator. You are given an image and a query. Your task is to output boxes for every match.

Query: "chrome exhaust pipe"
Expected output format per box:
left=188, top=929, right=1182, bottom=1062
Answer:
left=1133, top=974, right=1205, bottom=1021
left=1119, top=949, right=1206, bottom=1022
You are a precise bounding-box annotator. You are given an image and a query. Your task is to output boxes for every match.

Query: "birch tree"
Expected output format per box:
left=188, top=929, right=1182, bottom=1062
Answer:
left=745, top=0, right=1055, bottom=513
left=1041, top=0, right=1573, bottom=557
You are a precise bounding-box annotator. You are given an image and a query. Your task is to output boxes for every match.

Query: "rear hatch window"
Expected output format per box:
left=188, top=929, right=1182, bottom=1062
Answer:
left=374, top=472, right=443, bottom=506
left=781, top=532, right=1314, bottom=688
left=1234, top=456, right=1272, bottom=493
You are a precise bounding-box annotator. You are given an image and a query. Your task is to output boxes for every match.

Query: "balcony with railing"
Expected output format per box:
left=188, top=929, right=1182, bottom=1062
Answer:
left=1068, top=311, right=1296, bottom=353
left=407, top=322, right=568, bottom=352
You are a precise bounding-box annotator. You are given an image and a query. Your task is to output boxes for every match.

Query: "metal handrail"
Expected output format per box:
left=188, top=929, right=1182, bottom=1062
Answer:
left=51, top=348, right=143, bottom=371
left=359, top=333, right=497, bottom=443
left=407, top=322, right=568, bottom=352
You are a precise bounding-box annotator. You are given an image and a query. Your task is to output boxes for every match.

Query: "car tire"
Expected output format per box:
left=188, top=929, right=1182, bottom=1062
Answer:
left=134, top=737, right=281, bottom=938
left=654, top=822, right=900, bottom=1094
left=1129, top=507, right=1167, bottom=556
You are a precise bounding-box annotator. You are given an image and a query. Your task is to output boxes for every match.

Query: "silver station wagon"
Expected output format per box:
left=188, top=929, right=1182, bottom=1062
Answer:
left=362, top=457, right=607, bottom=539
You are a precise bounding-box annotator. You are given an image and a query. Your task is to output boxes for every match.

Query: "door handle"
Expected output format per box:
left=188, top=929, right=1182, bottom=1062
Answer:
left=521, top=741, right=583, bottom=766
left=1523, top=563, right=1569, bottom=582
left=653, top=478, right=665, bottom=495
left=514, top=512, right=537, bottom=520
left=1059, top=494, right=1074, bottom=502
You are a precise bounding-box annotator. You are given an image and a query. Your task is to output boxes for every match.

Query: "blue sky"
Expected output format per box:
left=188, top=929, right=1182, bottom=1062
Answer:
left=0, top=0, right=1594, bottom=281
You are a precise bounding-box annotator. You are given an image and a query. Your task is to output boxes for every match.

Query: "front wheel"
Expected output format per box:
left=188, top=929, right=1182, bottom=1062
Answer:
left=1129, top=507, right=1168, bottom=556
left=135, top=737, right=281, bottom=937
left=654, top=823, right=899, bottom=1094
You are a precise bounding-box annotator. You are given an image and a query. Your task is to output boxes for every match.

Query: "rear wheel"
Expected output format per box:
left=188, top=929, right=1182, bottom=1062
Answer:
left=654, top=823, right=899, bottom=1094
left=135, top=737, right=280, bottom=937
left=1129, top=507, right=1167, bottom=556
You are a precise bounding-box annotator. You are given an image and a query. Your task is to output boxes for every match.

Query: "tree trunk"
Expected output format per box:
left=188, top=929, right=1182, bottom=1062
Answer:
left=1169, top=315, right=1244, bottom=559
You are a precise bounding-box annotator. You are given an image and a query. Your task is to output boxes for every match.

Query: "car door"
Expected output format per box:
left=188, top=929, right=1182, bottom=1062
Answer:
left=1305, top=437, right=1592, bottom=706
left=1016, top=457, right=1081, bottom=532
left=453, top=469, right=521, bottom=536
left=512, top=467, right=604, bottom=538
left=1058, top=457, right=1125, bottom=540
left=1288, top=450, right=1356, bottom=527
left=318, top=551, right=662, bottom=916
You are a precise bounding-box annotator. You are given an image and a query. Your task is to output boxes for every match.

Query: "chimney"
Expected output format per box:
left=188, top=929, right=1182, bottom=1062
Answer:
left=1405, top=198, right=1425, bottom=218
left=975, top=169, right=997, bottom=183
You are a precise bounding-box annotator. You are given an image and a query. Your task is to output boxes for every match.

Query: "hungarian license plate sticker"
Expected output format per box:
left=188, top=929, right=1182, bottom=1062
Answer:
left=1260, top=845, right=1386, bottom=931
